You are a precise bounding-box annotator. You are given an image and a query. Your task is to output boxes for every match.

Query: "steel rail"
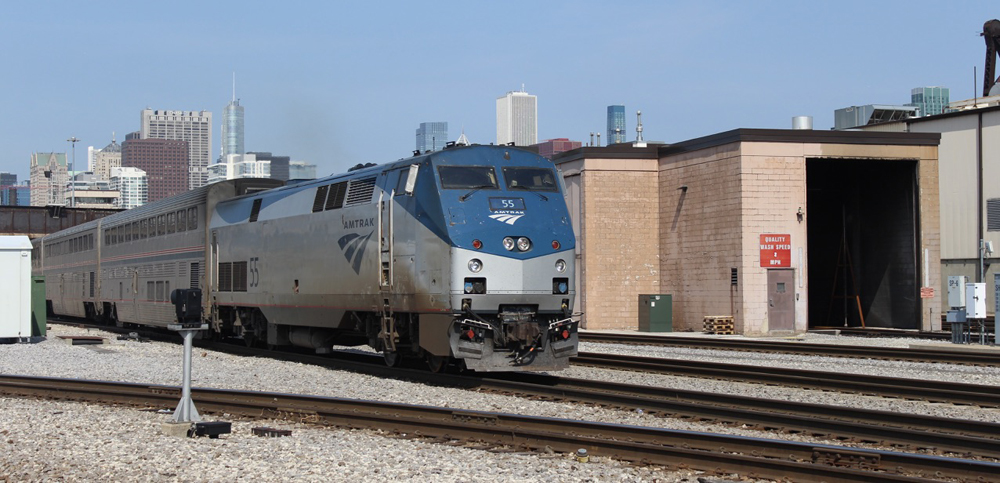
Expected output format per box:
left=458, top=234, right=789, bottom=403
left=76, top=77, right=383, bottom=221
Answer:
left=191, top=343, right=1000, bottom=459
left=572, top=351, right=1000, bottom=407
left=0, top=375, right=996, bottom=482
left=43, top=320, right=1000, bottom=457
left=579, top=332, right=1000, bottom=366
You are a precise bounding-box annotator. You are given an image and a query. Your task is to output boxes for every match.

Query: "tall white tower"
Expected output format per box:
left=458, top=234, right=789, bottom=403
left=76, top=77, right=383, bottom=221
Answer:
left=496, top=87, right=537, bottom=146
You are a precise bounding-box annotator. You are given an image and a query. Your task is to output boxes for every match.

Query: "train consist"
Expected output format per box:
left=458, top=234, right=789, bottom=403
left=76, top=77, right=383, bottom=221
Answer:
left=32, top=144, right=579, bottom=371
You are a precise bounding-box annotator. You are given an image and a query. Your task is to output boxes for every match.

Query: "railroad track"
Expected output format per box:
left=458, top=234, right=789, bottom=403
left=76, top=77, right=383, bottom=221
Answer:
left=572, top=352, right=1000, bottom=407
left=1, top=374, right=997, bottom=482
left=44, top=320, right=1000, bottom=457
left=198, top=343, right=1000, bottom=459
left=579, top=332, right=1000, bottom=365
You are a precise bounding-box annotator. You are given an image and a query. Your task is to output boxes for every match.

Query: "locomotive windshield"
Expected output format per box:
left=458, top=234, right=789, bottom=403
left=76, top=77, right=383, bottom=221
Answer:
left=438, top=166, right=499, bottom=189
left=501, top=167, right=559, bottom=192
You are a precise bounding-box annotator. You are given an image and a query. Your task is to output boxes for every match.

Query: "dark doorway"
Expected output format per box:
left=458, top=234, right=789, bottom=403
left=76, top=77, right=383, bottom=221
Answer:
left=806, top=159, right=919, bottom=329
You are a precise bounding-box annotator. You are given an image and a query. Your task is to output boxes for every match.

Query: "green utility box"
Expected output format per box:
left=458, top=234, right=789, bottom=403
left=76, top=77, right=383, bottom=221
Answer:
left=638, top=294, right=672, bottom=332
left=31, top=276, right=46, bottom=337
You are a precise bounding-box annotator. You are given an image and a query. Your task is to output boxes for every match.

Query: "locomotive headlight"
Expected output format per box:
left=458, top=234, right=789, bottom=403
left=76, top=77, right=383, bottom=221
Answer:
left=516, top=237, right=531, bottom=251
left=555, top=259, right=567, bottom=273
left=468, top=258, right=483, bottom=273
left=502, top=237, right=515, bottom=251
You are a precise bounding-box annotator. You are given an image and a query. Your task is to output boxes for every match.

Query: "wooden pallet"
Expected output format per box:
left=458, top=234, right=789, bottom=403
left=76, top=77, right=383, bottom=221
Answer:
left=703, top=316, right=735, bottom=335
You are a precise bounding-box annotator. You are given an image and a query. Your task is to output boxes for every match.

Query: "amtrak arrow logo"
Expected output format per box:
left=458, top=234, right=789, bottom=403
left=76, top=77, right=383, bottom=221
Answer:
left=489, top=213, right=525, bottom=225
left=338, top=230, right=374, bottom=274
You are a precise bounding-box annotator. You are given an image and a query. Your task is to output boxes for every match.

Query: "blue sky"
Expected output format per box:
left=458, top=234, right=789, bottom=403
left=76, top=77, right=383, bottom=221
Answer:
left=0, top=1, right=995, bottom=178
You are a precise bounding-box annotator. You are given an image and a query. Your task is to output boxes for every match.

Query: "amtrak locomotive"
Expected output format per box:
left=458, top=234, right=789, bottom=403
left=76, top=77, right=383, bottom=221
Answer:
left=33, top=144, right=579, bottom=372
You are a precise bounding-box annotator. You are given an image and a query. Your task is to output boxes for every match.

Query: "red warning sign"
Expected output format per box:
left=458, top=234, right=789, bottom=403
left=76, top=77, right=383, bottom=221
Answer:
left=760, top=234, right=791, bottom=267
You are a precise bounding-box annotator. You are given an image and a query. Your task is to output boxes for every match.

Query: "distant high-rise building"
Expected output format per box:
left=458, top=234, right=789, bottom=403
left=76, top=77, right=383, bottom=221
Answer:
left=140, top=108, right=213, bottom=190
left=91, top=134, right=122, bottom=181
left=0, top=173, right=17, bottom=206
left=909, top=86, right=951, bottom=117
left=607, top=105, right=627, bottom=145
left=29, top=152, right=68, bottom=206
left=249, top=152, right=290, bottom=181
left=110, top=167, right=148, bottom=209
left=222, top=99, right=244, bottom=157
left=207, top=154, right=270, bottom=185
left=416, top=122, right=448, bottom=153
left=496, top=88, right=537, bottom=146
left=122, top=138, right=189, bottom=203
left=535, top=138, right=582, bottom=159
left=289, top=161, right=317, bottom=180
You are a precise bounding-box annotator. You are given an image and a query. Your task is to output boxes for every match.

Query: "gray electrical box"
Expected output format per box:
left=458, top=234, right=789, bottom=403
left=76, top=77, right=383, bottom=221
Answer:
left=994, top=273, right=1000, bottom=314
left=948, top=276, right=967, bottom=308
left=966, top=282, right=986, bottom=319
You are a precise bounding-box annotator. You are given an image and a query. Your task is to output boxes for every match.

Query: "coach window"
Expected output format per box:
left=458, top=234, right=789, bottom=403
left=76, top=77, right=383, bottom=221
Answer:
left=177, top=210, right=186, bottom=231
left=149, top=217, right=157, bottom=237
left=139, top=219, right=147, bottom=239
left=157, top=215, right=165, bottom=236
left=132, top=222, right=139, bottom=240
left=167, top=212, right=176, bottom=234
left=125, top=224, right=132, bottom=242
left=117, top=226, right=124, bottom=244
left=188, top=207, right=197, bottom=230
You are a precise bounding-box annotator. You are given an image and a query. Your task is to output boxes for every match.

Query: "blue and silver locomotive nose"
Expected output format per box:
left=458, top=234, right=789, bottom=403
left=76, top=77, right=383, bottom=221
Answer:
left=433, top=148, right=579, bottom=371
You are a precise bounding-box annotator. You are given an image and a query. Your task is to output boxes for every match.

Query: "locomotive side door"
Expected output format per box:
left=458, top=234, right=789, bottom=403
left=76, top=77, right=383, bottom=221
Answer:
left=378, top=170, right=400, bottom=290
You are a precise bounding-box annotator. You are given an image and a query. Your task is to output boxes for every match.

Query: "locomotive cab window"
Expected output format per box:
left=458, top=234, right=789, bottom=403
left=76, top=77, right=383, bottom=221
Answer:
left=501, top=167, right=559, bottom=192
left=438, top=166, right=498, bottom=190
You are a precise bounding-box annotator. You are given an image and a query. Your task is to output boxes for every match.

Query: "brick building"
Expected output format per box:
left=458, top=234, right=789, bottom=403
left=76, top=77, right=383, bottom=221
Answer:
left=121, top=138, right=189, bottom=203
left=554, top=129, right=941, bottom=335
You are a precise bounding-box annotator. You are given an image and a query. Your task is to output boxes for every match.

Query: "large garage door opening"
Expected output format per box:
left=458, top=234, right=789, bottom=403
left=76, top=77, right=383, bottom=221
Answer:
left=806, top=158, right=920, bottom=329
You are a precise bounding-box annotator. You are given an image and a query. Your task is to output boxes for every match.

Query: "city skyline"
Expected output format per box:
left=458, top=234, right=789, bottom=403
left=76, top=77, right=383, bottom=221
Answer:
left=1, top=2, right=995, bottom=179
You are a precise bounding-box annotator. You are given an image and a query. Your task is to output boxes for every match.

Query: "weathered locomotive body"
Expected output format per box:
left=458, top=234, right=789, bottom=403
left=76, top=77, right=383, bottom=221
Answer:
left=33, top=145, right=578, bottom=371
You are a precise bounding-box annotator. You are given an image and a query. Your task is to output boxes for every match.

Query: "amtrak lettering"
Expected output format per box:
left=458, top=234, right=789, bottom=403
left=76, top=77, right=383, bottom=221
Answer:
left=489, top=210, right=526, bottom=225
left=342, top=216, right=376, bottom=230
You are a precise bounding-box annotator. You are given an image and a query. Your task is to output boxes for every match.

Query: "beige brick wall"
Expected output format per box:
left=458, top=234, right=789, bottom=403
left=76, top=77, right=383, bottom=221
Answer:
left=563, top=138, right=940, bottom=334
left=658, top=144, right=744, bottom=332
left=579, top=161, right=659, bottom=330
left=737, top=151, right=808, bottom=334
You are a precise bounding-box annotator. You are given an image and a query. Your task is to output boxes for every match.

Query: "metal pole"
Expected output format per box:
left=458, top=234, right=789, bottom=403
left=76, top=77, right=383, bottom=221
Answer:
left=172, top=329, right=201, bottom=423
left=67, top=137, right=79, bottom=208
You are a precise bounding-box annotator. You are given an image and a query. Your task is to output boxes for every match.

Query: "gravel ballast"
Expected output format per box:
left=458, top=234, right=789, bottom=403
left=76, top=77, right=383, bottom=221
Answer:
left=1, top=325, right=996, bottom=481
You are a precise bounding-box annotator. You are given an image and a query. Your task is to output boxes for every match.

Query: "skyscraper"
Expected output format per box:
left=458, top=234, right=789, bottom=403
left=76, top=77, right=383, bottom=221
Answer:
left=607, top=105, right=627, bottom=145
left=222, top=99, right=244, bottom=157
left=91, top=134, right=122, bottom=181
left=496, top=88, right=537, bottom=146
left=910, top=87, right=950, bottom=117
left=248, top=152, right=290, bottom=181
left=29, top=152, right=68, bottom=206
left=121, top=138, right=189, bottom=203
left=140, top=108, right=213, bottom=190
left=416, top=122, right=448, bottom=153
left=0, top=173, right=17, bottom=206
left=110, top=167, right=148, bottom=209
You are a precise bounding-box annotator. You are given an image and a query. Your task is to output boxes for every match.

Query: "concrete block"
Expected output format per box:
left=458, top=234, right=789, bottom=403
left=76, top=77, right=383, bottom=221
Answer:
left=161, top=421, right=193, bottom=438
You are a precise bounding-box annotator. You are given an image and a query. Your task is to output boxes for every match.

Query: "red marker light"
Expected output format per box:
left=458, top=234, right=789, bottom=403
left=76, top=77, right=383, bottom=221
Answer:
left=472, top=239, right=483, bottom=249
left=467, top=329, right=476, bottom=339
left=562, top=329, right=570, bottom=339
left=552, top=240, right=560, bottom=250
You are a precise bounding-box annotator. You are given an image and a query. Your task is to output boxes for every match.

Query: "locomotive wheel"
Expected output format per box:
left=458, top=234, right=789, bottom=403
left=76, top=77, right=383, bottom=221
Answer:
left=426, top=354, right=447, bottom=373
left=383, top=350, right=401, bottom=367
